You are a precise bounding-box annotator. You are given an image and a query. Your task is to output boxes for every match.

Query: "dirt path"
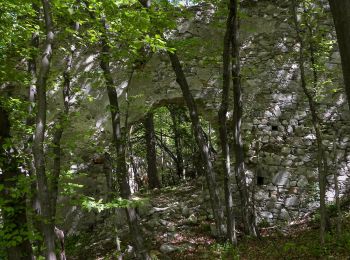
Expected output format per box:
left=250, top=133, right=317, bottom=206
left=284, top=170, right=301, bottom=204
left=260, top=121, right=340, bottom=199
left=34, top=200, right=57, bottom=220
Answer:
left=140, top=183, right=217, bottom=259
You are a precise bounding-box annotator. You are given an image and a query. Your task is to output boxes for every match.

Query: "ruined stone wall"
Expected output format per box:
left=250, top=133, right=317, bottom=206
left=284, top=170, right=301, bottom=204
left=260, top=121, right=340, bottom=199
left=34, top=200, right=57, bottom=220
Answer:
left=50, top=1, right=350, bottom=229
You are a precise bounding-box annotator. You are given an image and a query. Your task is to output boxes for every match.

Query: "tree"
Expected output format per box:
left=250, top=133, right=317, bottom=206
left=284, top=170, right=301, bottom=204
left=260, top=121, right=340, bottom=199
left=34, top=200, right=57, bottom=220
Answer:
left=0, top=96, right=33, bottom=260
left=291, top=0, right=329, bottom=245
left=138, top=0, right=226, bottom=237
left=32, top=0, right=57, bottom=258
left=218, top=0, right=236, bottom=244
left=168, top=105, right=185, bottom=180
left=328, top=0, right=350, bottom=110
left=231, top=0, right=258, bottom=237
left=168, top=52, right=226, bottom=237
left=99, top=14, right=151, bottom=260
left=144, top=111, right=161, bottom=189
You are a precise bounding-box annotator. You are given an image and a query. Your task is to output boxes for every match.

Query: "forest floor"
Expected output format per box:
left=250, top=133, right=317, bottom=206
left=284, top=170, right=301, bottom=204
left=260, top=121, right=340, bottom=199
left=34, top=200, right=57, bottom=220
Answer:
left=66, top=180, right=350, bottom=259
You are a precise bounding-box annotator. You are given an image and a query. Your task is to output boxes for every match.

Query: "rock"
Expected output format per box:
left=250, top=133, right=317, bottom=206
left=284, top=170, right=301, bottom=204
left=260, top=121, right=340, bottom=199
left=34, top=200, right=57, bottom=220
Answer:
left=279, top=208, right=290, bottom=221
left=150, top=250, right=161, bottom=258
left=147, top=217, right=160, bottom=228
left=304, top=134, right=316, bottom=140
left=281, top=159, right=293, bottom=167
left=181, top=205, right=190, bottom=217
left=266, top=198, right=277, bottom=210
left=256, top=190, right=269, bottom=201
left=168, top=225, right=176, bottom=232
left=159, top=219, right=170, bottom=226
left=261, top=211, right=273, bottom=219
left=297, top=175, right=309, bottom=188
left=275, top=202, right=283, bottom=209
left=267, top=184, right=277, bottom=191
left=285, top=196, right=299, bottom=207
left=281, top=120, right=288, bottom=126
left=187, top=214, right=197, bottom=224
left=148, top=206, right=170, bottom=215
left=281, top=147, right=291, bottom=155
left=290, top=181, right=297, bottom=186
left=160, top=244, right=178, bottom=254
left=287, top=125, right=293, bottom=134
left=272, top=171, right=290, bottom=186
left=290, top=119, right=298, bottom=126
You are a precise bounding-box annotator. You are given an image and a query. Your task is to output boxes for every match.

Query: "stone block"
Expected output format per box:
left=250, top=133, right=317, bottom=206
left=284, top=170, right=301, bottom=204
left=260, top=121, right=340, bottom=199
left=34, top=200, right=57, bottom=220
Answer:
left=272, top=171, right=290, bottom=186
left=285, top=196, right=299, bottom=207
left=289, top=181, right=297, bottom=186
left=297, top=175, right=309, bottom=188
left=261, top=211, right=273, bottom=219
left=279, top=208, right=290, bottom=221
left=281, top=159, right=293, bottom=166
left=281, top=147, right=291, bottom=155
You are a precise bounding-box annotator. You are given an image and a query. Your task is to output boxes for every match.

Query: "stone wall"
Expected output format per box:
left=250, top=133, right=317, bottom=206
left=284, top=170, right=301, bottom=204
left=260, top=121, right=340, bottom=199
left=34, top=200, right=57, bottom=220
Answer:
left=50, top=1, right=350, bottom=229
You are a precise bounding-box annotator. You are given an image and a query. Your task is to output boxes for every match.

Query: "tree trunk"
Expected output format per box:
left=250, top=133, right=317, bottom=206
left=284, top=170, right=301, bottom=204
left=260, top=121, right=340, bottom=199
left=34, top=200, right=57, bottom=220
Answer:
left=51, top=20, right=78, bottom=223
left=50, top=22, right=77, bottom=260
left=144, top=112, right=161, bottom=189
left=0, top=103, right=33, bottom=260
left=168, top=52, right=225, bottom=237
left=155, top=135, right=177, bottom=161
left=26, top=7, right=42, bottom=257
left=100, top=19, right=150, bottom=259
left=231, top=0, right=257, bottom=237
left=328, top=0, right=350, bottom=110
left=219, top=0, right=236, bottom=244
left=169, top=106, right=184, bottom=180
left=33, top=0, right=56, bottom=258
left=291, top=0, right=328, bottom=245
left=51, top=31, right=73, bottom=219
left=333, top=130, right=341, bottom=236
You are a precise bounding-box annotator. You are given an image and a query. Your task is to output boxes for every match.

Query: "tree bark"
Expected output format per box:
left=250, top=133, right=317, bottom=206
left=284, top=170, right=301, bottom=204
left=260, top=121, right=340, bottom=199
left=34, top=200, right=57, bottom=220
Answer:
left=328, top=0, right=350, bottom=110
left=155, top=135, right=177, bottom=163
left=144, top=112, right=161, bottom=189
left=100, top=18, right=150, bottom=259
left=291, top=0, right=328, bottom=245
left=51, top=20, right=78, bottom=222
left=231, top=0, right=257, bottom=237
left=33, top=0, right=57, bottom=258
left=219, top=0, right=236, bottom=244
left=0, top=103, right=33, bottom=260
left=168, top=52, right=225, bottom=237
left=169, top=106, right=185, bottom=179
left=26, top=7, right=41, bottom=257
left=50, top=22, right=77, bottom=260
left=333, top=130, right=341, bottom=236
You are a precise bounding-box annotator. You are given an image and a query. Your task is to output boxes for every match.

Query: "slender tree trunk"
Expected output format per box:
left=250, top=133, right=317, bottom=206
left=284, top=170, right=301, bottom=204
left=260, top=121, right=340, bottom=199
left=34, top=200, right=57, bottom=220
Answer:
left=155, top=135, right=177, bottom=163
left=50, top=22, right=77, bottom=260
left=128, top=126, right=142, bottom=191
left=231, top=0, right=257, bottom=237
left=328, top=0, right=350, bottom=110
left=333, top=130, right=341, bottom=236
left=33, top=0, right=56, bottom=258
left=144, top=112, right=161, bottom=189
left=291, top=0, right=327, bottom=245
left=129, top=140, right=142, bottom=191
left=168, top=52, right=225, bottom=237
left=26, top=9, right=41, bottom=257
left=51, top=20, right=78, bottom=222
left=0, top=103, right=33, bottom=260
left=219, top=0, right=236, bottom=245
left=100, top=19, right=150, bottom=259
left=169, top=106, right=184, bottom=179
left=103, top=152, right=114, bottom=201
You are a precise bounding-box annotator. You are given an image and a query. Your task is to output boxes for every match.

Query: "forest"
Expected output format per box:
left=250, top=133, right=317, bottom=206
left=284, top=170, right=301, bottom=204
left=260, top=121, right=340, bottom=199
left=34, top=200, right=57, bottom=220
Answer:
left=1, top=0, right=350, bottom=259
